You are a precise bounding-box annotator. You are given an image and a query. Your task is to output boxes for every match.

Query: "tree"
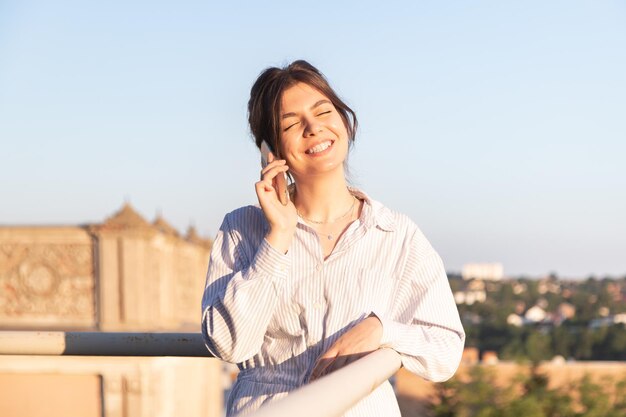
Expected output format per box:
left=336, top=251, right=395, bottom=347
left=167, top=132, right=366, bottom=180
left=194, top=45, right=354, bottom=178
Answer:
left=432, top=366, right=504, bottom=417
left=525, top=332, right=552, bottom=364
left=428, top=366, right=625, bottom=417
left=577, top=374, right=614, bottom=417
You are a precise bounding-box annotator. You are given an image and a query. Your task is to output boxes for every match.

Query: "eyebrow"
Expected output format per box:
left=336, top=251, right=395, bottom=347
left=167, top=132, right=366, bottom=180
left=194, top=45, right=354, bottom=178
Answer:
left=282, top=99, right=331, bottom=119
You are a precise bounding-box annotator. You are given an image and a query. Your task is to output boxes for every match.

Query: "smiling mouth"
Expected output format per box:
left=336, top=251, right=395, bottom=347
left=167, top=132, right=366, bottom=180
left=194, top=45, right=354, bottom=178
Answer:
left=305, top=140, right=334, bottom=155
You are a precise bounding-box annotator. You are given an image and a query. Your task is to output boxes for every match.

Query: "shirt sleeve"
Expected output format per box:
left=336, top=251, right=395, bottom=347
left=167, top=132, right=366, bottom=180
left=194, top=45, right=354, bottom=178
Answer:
left=201, top=212, right=291, bottom=363
left=372, top=229, right=465, bottom=382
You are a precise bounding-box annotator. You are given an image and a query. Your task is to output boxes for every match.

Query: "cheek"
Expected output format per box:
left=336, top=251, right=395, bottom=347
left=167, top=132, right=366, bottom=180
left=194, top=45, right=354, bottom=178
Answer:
left=277, top=134, right=293, bottom=156
left=278, top=136, right=300, bottom=163
left=329, top=117, right=349, bottom=138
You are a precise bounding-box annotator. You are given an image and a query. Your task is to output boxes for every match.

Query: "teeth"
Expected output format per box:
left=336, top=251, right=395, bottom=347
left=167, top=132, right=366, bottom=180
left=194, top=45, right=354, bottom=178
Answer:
left=306, top=141, right=332, bottom=154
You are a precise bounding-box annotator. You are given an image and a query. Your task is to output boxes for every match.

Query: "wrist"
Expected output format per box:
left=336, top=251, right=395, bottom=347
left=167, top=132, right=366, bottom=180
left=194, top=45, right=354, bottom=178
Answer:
left=266, top=228, right=295, bottom=254
left=366, top=314, right=383, bottom=344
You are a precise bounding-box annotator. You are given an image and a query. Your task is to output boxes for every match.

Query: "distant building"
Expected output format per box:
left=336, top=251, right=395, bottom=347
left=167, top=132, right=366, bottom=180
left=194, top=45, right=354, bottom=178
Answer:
left=461, top=312, right=483, bottom=325
left=0, top=204, right=222, bottom=417
left=525, top=306, right=547, bottom=323
left=482, top=351, right=499, bottom=365
left=538, top=279, right=560, bottom=294
left=507, top=313, right=525, bottom=327
left=606, top=282, right=623, bottom=302
left=462, top=263, right=504, bottom=281
left=590, top=313, right=626, bottom=329
left=454, top=290, right=487, bottom=305
left=467, top=280, right=485, bottom=291
left=557, top=303, right=576, bottom=320
left=512, top=282, right=527, bottom=295
left=461, top=347, right=480, bottom=365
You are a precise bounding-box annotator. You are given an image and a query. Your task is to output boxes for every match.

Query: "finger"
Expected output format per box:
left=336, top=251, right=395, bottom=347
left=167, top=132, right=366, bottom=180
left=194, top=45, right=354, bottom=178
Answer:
left=309, top=358, right=324, bottom=381
left=260, top=158, right=287, bottom=175
left=321, top=361, right=340, bottom=377
left=325, top=352, right=358, bottom=375
left=260, top=160, right=286, bottom=179
left=309, top=359, right=327, bottom=381
left=310, top=352, right=338, bottom=381
left=310, top=360, right=332, bottom=382
left=255, top=180, right=276, bottom=195
left=260, top=164, right=289, bottom=182
left=316, top=356, right=338, bottom=379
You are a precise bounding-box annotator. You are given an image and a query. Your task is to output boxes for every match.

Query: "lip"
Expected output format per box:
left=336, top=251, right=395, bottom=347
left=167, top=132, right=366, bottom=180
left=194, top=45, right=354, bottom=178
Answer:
left=305, top=139, right=335, bottom=157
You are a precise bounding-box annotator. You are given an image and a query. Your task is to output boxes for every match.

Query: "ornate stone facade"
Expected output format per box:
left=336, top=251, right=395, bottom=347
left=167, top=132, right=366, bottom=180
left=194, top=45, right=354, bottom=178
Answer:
left=0, top=203, right=212, bottom=331
left=0, top=228, right=95, bottom=328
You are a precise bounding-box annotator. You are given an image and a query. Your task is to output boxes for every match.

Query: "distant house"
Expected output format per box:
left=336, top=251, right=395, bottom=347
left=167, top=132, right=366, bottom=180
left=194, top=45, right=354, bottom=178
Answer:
left=462, top=347, right=480, bottom=365
left=590, top=313, right=626, bottom=329
left=507, top=314, right=525, bottom=327
left=538, top=279, right=561, bottom=294
left=467, top=279, right=486, bottom=291
left=606, top=282, right=623, bottom=302
left=557, top=303, right=576, bottom=320
left=525, top=306, right=547, bottom=323
left=461, top=312, right=483, bottom=325
left=512, top=282, right=527, bottom=295
left=482, top=351, right=499, bottom=365
left=462, top=263, right=504, bottom=281
left=454, top=290, right=487, bottom=305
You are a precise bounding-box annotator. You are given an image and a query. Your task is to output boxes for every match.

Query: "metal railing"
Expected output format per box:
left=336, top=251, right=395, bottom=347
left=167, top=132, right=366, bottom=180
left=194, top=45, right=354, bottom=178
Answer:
left=243, top=348, right=401, bottom=417
left=0, top=331, right=402, bottom=417
left=0, top=331, right=211, bottom=356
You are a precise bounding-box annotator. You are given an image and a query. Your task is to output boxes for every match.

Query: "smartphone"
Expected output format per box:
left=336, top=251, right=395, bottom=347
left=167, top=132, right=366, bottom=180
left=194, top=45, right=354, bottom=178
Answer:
left=260, top=140, right=289, bottom=205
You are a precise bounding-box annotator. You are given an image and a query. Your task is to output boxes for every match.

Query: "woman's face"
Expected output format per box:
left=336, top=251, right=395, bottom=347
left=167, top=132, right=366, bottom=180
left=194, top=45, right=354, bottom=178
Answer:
left=278, top=82, right=349, bottom=180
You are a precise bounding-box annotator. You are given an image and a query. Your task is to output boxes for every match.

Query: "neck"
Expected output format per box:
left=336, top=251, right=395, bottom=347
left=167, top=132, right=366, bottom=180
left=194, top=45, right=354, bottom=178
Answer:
left=293, top=171, right=354, bottom=222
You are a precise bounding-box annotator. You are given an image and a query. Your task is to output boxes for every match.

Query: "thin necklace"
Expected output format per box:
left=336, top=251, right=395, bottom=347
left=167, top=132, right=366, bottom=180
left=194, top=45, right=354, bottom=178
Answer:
left=297, top=196, right=357, bottom=240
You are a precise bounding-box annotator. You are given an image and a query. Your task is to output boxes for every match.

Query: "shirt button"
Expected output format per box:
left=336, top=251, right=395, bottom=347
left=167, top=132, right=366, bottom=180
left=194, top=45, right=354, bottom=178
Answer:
left=315, top=264, right=322, bottom=271
left=314, top=301, right=324, bottom=309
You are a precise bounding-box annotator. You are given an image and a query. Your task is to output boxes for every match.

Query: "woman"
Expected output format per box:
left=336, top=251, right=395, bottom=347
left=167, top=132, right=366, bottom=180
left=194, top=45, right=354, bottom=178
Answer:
left=201, top=60, right=465, bottom=416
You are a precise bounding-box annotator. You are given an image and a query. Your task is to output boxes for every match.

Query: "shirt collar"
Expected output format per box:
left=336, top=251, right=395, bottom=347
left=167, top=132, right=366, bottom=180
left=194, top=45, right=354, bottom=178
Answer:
left=349, top=187, right=396, bottom=232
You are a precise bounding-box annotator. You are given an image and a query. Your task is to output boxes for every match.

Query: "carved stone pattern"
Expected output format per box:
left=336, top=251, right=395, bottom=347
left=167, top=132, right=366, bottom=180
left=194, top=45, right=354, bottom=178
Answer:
left=0, top=243, right=95, bottom=322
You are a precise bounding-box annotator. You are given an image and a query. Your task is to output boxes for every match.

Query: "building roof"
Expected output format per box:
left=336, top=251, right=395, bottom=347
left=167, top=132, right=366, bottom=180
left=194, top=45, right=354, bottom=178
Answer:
left=153, top=216, right=179, bottom=237
left=100, top=203, right=153, bottom=231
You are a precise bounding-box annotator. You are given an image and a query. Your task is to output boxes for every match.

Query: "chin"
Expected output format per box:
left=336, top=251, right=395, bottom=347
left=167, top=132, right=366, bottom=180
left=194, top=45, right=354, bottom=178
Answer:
left=305, top=161, right=346, bottom=178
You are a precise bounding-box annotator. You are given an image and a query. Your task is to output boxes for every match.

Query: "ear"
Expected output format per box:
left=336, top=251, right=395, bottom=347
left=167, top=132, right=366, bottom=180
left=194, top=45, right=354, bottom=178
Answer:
left=272, top=137, right=281, bottom=158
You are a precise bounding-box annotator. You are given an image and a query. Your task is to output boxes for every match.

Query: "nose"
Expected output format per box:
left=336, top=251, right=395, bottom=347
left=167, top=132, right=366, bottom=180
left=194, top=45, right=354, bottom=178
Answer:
left=303, top=117, right=322, bottom=137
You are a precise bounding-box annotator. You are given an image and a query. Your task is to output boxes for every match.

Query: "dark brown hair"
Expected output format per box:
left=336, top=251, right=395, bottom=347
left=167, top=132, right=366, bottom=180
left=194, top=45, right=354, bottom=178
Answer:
left=247, top=60, right=358, bottom=158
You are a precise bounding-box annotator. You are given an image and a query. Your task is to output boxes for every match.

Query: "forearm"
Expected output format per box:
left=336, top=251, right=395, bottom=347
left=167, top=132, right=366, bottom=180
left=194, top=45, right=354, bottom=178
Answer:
left=372, top=236, right=465, bottom=382
left=202, top=237, right=290, bottom=363
left=376, top=316, right=465, bottom=382
left=265, top=226, right=296, bottom=255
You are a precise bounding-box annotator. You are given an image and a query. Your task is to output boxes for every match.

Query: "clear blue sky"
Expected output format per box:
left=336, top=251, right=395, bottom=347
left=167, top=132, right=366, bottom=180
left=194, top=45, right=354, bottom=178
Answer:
left=1, top=1, right=625, bottom=278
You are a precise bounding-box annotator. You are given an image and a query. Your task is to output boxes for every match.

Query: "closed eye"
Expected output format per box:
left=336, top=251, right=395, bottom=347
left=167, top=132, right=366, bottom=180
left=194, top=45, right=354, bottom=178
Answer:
left=284, top=121, right=299, bottom=131
left=316, top=110, right=331, bottom=116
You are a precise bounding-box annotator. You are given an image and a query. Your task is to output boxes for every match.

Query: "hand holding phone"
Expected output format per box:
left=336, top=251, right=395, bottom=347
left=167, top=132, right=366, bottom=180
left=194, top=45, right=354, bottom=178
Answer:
left=260, top=141, right=289, bottom=206
left=257, top=141, right=296, bottom=253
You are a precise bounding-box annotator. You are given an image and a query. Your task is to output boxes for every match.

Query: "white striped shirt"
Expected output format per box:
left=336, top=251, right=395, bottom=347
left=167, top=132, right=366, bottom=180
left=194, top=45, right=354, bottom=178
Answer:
left=201, top=189, right=465, bottom=416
